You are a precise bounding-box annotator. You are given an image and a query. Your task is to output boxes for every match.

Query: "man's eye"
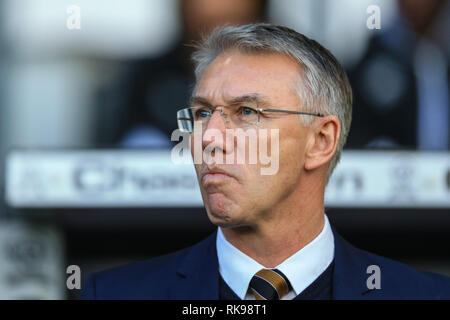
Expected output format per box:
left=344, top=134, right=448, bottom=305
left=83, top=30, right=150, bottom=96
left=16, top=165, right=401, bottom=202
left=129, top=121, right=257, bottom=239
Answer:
left=196, top=109, right=210, bottom=118
left=240, top=106, right=257, bottom=116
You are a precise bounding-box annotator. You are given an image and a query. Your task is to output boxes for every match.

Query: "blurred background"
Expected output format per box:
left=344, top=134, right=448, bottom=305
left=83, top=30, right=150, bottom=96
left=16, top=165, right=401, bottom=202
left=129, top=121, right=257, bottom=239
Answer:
left=0, top=0, right=448, bottom=299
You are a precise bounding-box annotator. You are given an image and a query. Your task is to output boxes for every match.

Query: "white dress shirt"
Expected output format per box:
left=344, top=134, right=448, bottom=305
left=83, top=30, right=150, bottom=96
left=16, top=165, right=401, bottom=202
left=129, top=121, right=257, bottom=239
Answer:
left=216, top=214, right=334, bottom=300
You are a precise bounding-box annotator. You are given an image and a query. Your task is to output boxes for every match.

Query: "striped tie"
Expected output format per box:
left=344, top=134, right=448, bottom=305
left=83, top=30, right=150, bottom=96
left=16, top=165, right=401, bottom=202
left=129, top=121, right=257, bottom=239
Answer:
left=249, top=269, right=291, bottom=300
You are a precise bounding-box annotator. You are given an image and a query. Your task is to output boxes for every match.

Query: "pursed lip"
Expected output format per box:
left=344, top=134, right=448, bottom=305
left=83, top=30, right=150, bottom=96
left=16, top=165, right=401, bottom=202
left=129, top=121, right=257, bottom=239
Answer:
left=200, top=166, right=237, bottom=183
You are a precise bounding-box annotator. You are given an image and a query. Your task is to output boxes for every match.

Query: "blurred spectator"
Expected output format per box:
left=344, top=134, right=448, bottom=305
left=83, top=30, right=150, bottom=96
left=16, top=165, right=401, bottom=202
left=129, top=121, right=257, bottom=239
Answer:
left=97, top=0, right=268, bottom=148
left=346, top=0, right=449, bottom=150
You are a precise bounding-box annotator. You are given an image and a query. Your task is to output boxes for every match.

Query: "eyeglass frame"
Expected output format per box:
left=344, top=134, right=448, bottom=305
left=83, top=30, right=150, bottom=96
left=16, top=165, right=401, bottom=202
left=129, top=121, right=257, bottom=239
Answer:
left=177, top=104, right=325, bottom=132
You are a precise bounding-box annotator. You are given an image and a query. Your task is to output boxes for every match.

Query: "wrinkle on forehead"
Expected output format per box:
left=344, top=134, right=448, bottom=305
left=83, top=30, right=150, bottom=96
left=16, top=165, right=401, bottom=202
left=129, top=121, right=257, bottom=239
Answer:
left=196, top=51, right=302, bottom=107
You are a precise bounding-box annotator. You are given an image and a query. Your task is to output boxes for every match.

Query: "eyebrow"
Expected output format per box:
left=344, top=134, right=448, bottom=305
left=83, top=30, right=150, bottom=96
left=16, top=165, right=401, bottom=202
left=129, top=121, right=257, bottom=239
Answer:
left=190, top=93, right=271, bottom=107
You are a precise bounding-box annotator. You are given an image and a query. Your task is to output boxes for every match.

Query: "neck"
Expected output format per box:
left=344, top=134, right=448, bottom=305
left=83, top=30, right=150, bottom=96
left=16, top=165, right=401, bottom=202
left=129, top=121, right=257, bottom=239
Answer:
left=221, top=176, right=326, bottom=268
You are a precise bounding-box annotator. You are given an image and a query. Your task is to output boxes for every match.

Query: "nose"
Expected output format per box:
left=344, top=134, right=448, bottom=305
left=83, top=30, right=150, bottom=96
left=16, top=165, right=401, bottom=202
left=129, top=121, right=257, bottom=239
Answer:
left=204, top=108, right=228, bottom=132
left=202, top=108, right=229, bottom=152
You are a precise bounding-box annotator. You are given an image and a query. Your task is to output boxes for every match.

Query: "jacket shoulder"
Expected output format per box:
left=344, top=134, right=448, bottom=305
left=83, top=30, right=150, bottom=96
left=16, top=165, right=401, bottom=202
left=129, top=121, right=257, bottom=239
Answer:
left=364, top=248, right=450, bottom=298
left=81, top=236, right=208, bottom=299
left=334, top=233, right=450, bottom=299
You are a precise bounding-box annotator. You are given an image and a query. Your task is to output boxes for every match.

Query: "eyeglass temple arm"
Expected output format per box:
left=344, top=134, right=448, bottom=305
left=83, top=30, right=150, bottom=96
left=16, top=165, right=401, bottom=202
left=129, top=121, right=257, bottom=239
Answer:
left=259, top=108, right=324, bottom=117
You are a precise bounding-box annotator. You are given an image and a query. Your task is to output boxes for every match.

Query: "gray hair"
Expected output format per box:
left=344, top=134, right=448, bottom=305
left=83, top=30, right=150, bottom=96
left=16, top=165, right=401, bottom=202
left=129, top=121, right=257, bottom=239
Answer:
left=191, top=23, right=352, bottom=183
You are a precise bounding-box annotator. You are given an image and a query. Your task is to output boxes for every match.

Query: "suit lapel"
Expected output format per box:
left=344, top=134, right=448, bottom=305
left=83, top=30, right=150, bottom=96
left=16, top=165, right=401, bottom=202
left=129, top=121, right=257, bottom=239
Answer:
left=169, top=230, right=219, bottom=299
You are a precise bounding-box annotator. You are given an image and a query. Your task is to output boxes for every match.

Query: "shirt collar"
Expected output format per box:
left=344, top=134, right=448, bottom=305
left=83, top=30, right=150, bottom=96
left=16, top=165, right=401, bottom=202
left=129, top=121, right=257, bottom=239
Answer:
left=216, top=214, right=335, bottom=299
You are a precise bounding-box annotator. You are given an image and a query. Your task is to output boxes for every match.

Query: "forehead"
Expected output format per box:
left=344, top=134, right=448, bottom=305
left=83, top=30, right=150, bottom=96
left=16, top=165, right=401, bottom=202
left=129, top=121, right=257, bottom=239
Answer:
left=196, top=50, right=302, bottom=105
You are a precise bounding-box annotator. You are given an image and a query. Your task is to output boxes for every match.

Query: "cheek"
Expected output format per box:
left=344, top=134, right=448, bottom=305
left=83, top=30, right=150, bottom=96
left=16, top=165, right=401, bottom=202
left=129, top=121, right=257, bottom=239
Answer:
left=266, top=126, right=305, bottom=187
left=280, top=137, right=303, bottom=167
left=257, top=125, right=302, bottom=166
left=241, top=164, right=271, bottom=199
left=279, top=123, right=306, bottom=161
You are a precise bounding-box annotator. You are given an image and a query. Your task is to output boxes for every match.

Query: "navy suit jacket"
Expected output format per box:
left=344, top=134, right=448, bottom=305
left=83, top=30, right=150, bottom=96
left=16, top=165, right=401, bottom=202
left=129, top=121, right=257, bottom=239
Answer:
left=82, top=228, right=450, bottom=299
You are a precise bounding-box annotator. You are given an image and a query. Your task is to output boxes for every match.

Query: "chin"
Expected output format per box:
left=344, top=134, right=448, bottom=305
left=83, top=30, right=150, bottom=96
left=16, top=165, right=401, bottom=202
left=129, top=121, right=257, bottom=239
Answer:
left=206, top=205, right=232, bottom=225
left=205, top=199, right=236, bottom=226
left=204, top=192, right=251, bottom=227
left=206, top=205, right=250, bottom=229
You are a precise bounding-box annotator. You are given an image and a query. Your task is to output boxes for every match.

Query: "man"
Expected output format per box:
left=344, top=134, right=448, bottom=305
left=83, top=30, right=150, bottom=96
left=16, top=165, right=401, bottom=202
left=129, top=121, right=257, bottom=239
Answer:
left=82, top=24, right=450, bottom=300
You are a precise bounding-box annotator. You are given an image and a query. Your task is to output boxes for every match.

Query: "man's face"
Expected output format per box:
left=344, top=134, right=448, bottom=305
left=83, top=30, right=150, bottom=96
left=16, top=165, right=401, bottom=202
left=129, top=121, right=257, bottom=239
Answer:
left=191, top=50, right=310, bottom=228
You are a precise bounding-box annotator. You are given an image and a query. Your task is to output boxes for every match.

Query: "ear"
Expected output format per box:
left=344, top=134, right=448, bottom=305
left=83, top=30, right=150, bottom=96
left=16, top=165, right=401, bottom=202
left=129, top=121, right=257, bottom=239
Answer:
left=304, top=115, right=340, bottom=172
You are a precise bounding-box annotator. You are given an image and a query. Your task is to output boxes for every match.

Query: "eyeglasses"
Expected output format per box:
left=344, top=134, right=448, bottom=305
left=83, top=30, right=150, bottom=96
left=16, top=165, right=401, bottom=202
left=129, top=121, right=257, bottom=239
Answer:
left=176, top=101, right=324, bottom=133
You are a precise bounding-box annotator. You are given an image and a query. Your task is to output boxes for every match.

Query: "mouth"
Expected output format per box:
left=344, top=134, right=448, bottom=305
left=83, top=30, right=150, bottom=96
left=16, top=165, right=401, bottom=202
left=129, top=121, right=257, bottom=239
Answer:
left=201, top=167, right=236, bottom=184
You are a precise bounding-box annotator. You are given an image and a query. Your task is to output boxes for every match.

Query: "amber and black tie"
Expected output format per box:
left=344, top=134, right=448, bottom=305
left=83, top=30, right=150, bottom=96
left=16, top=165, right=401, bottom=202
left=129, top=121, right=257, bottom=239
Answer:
left=249, top=269, right=292, bottom=300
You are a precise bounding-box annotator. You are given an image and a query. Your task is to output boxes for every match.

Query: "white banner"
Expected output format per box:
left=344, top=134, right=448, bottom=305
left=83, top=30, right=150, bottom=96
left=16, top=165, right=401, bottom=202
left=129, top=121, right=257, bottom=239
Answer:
left=5, top=150, right=450, bottom=208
